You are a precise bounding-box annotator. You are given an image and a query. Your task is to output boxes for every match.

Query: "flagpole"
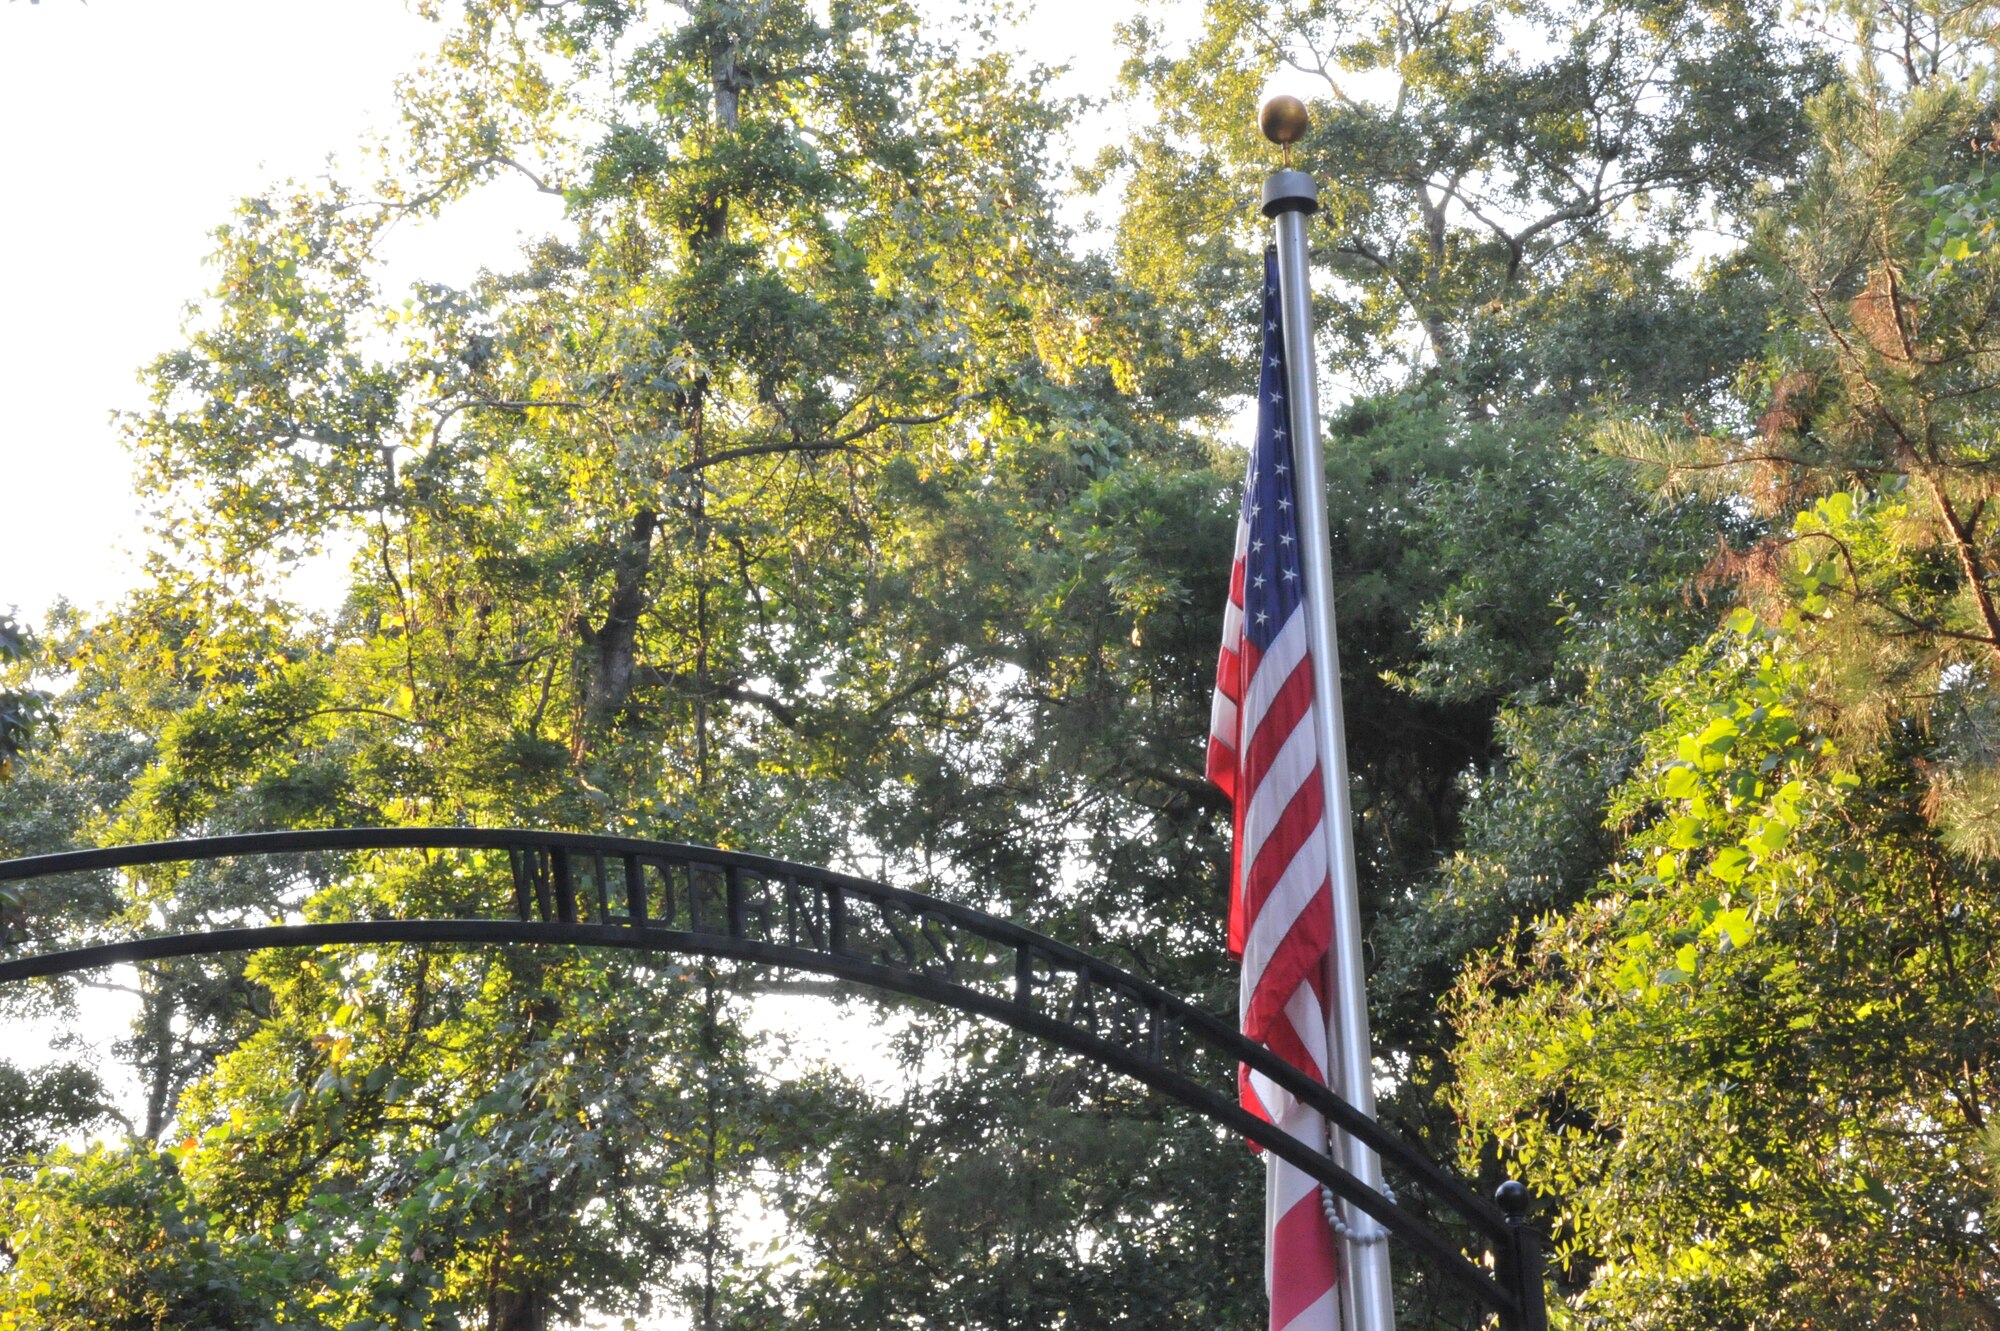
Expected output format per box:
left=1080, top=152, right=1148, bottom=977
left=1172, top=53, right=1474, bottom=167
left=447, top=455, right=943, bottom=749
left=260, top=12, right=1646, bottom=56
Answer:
left=1260, top=97, right=1397, bottom=1331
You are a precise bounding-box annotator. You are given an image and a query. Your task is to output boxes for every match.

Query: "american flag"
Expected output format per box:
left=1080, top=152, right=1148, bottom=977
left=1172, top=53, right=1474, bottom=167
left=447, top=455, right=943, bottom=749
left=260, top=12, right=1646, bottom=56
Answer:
left=1207, top=248, right=1341, bottom=1331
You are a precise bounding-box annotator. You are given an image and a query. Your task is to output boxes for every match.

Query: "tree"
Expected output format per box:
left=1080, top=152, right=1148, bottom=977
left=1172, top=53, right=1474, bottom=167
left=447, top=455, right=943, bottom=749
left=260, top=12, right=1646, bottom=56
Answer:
left=0, top=610, right=48, bottom=945
left=1106, top=0, right=1826, bottom=973
left=0, top=615, right=47, bottom=785
left=0, top=609, right=119, bottom=1177
left=1606, top=0, right=2000, bottom=855
left=9, top=0, right=1984, bottom=1326
left=1113, top=0, right=1826, bottom=410
left=1454, top=614, right=2000, bottom=1327
left=1449, top=3, right=2000, bottom=1323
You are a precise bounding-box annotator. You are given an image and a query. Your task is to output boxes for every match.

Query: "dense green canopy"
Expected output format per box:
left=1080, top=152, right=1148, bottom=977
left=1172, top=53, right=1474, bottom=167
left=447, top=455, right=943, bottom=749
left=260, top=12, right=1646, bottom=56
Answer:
left=1, top=0, right=1997, bottom=1327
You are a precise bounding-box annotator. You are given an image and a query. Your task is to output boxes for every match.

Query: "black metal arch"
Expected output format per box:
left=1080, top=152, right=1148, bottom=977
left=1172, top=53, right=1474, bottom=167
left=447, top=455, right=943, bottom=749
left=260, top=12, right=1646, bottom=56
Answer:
left=0, top=828, right=1547, bottom=1329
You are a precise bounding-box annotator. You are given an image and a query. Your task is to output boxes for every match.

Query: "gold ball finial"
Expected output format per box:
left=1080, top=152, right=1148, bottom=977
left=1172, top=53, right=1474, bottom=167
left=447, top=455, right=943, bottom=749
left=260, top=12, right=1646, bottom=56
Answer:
left=1259, top=94, right=1310, bottom=148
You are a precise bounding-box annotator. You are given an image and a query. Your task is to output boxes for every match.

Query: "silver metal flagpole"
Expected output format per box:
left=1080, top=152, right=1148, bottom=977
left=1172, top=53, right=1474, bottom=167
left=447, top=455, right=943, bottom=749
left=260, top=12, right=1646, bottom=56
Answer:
left=1259, top=96, right=1397, bottom=1331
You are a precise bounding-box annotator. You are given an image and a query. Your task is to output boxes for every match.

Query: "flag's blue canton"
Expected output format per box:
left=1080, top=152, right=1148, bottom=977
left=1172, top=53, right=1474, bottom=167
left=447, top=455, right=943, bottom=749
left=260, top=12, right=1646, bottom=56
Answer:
left=1243, top=249, right=1304, bottom=655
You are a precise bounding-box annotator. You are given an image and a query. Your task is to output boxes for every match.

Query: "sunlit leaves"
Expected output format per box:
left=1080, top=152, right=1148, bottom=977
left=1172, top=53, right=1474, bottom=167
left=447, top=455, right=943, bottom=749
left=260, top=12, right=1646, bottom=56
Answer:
left=1453, top=617, right=2000, bottom=1327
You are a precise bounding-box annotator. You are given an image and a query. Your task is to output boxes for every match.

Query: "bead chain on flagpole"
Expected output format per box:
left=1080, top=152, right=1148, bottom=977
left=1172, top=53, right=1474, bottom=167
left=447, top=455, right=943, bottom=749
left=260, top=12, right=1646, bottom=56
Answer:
left=1321, top=1182, right=1394, bottom=1244
left=1316, top=1114, right=1393, bottom=1242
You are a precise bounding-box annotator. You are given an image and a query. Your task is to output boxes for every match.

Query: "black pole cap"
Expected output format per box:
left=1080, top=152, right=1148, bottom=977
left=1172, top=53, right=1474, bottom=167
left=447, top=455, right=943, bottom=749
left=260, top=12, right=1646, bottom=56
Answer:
left=1262, top=169, right=1319, bottom=218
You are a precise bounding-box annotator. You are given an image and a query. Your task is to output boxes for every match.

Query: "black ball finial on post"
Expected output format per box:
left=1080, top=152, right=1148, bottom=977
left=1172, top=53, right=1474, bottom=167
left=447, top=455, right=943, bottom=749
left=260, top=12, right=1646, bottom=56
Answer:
left=1493, top=1180, right=1549, bottom=1331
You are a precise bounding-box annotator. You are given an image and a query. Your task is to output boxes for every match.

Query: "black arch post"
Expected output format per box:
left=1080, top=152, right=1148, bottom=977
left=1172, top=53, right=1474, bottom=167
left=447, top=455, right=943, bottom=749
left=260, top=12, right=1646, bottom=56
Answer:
left=0, top=829, right=1548, bottom=1329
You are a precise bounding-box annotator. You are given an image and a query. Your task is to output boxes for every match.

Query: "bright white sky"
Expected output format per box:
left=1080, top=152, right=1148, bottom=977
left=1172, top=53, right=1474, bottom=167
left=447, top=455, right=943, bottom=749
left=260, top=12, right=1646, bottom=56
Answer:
left=3, top=1, right=433, bottom=619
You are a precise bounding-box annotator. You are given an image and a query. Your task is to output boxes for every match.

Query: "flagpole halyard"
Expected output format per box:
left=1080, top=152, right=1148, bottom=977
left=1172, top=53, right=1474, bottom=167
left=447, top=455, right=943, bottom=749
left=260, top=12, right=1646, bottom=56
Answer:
left=1261, top=101, right=1400, bottom=1331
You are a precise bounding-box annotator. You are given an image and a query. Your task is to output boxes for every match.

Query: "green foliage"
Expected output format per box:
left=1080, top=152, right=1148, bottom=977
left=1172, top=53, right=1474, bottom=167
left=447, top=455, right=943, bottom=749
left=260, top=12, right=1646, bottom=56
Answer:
left=2, top=2, right=1263, bottom=1325
left=0, top=611, right=52, bottom=943
left=1597, top=2, right=2000, bottom=795
left=1112, top=11, right=1804, bottom=1320
left=1921, top=164, right=2000, bottom=275
left=1453, top=616, right=2000, bottom=1327
left=0, top=1064, right=111, bottom=1169
left=1445, top=14, right=2000, bottom=1315
left=746, top=1023, right=1265, bottom=1328
left=0, top=614, right=48, bottom=786
left=0, top=1143, right=305, bottom=1331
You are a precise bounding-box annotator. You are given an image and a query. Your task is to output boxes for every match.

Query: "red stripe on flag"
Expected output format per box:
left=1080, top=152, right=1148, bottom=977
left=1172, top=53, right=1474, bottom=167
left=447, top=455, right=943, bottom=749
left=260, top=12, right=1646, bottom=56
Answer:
left=1241, top=743, right=1320, bottom=910
left=1241, top=849, right=1329, bottom=1042
left=1269, top=1189, right=1340, bottom=1328
left=1241, top=655, right=1314, bottom=798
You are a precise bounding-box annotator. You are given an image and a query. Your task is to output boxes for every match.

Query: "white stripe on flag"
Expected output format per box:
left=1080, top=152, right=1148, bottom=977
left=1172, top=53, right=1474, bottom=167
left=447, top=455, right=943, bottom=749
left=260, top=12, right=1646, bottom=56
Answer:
left=1239, top=837, right=1329, bottom=1033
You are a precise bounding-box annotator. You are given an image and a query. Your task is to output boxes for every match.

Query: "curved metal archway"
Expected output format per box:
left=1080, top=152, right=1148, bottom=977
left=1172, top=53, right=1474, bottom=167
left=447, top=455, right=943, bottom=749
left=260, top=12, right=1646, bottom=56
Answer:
left=0, top=828, right=1547, bottom=1329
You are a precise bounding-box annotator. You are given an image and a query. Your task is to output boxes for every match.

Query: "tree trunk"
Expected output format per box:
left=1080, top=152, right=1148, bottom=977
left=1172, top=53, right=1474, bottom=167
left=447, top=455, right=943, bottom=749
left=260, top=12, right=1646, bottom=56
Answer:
left=138, top=981, right=178, bottom=1140
left=578, top=25, right=746, bottom=735
left=586, top=507, right=659, bottom=725
left=487, top=1283, right=548, bottom=1331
